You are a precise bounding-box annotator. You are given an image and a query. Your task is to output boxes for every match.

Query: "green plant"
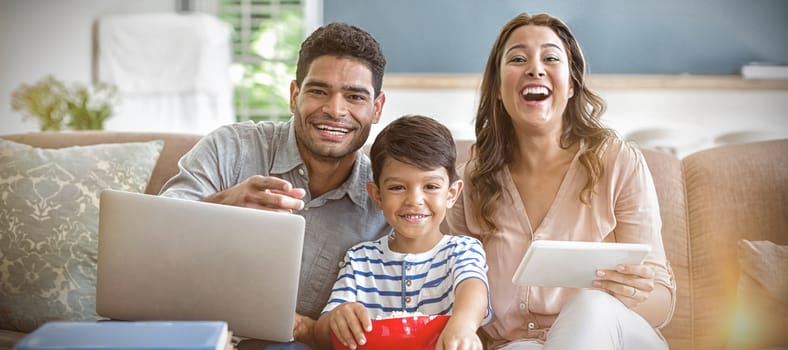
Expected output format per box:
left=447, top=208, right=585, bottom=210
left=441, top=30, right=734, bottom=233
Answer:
left=10, top=76, right=69, bottom=131
left=11, top=75, right=118, bottom=131
left=64, top=81, right=118, bottom=130
left=225, top=10, right=303, bottom=122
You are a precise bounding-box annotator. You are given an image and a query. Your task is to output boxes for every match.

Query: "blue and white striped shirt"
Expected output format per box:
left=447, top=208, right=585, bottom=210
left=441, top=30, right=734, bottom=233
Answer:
left=322, top=234, right=492, bottom=325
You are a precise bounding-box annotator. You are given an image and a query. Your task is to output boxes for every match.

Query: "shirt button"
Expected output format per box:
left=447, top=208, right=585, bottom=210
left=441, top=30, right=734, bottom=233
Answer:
left=406, top=280, right=412, bottom=287
left=297, top=168, right=305, bottom=176
left=519, top=303, right=526, bottom=310
left=528, top=322, right=536, bottom=329
left=338, top=261, right=344, bottom=268
left=405, top=297, right=412, bottom=303
left=406, top=265, right=412, bottom=271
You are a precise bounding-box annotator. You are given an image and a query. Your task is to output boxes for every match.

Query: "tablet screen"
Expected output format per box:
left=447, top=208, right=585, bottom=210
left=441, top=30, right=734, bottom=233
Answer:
left=511, top=240, right=651, bottom=288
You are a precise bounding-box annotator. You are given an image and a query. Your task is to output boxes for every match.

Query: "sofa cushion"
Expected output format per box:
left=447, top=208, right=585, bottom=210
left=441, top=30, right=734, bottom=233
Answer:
left=683, top=139, right=788, bottom=350
left=0, top=328, right=26, bottom=350
left=727, top=239, right=788, bottom=350
left=640, top=148, right=689, bottom=350
left=0, top=139, right=164, bottom=333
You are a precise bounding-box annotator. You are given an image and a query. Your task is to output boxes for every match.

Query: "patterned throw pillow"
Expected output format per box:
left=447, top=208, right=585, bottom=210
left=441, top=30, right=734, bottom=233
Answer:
left=0, top=139, right=164, bottom=333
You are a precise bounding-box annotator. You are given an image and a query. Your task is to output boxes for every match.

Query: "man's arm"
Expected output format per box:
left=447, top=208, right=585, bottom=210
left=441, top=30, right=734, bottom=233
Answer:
left=160, top=124, right=306, bottom=212
left=293, top=313, right=318, bottom=348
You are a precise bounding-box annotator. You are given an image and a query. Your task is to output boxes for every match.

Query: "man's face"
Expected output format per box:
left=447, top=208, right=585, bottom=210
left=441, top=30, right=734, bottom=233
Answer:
left=290, top=55, right=385, bottom=161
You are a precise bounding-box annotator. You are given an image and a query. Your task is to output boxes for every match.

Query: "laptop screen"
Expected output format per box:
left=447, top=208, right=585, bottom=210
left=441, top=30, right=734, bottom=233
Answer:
left=96, top=189, right=304, bottom=342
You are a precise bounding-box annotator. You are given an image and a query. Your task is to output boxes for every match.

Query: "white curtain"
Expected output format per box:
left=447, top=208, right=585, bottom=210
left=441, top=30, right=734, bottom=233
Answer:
left=97, top=12, right=235, bottom=134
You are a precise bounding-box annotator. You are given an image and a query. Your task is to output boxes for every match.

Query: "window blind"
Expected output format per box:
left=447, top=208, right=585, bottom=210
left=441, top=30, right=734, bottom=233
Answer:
left=219, top=0, right=303, bottom=122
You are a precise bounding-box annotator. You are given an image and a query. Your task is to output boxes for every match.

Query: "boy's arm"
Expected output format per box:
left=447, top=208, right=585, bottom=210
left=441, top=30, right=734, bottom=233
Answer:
left=314, top=311, right=335, bottom=349
left=315, top=250, right=368, bottom=349
left=437, top=278, right=488, bottom=349
left=452, top=277, right=489, bottom=326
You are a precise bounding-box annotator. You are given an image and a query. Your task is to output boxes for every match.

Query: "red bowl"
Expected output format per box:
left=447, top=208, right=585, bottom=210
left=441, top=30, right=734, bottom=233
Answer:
left=330, top=314, right=450, bottom=350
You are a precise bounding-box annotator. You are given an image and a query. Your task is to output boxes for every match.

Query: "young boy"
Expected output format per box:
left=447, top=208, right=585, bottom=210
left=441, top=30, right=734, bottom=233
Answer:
left=314, top=115, right=491, bottom=350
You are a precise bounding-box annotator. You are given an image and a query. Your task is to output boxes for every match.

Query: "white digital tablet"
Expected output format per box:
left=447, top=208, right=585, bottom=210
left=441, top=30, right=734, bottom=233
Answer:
left=511, top=240, right=651, bottom=288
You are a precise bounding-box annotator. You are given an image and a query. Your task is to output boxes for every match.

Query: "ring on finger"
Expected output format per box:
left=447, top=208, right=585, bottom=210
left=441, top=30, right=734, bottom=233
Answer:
left=630, top=287, right=638, bottom=297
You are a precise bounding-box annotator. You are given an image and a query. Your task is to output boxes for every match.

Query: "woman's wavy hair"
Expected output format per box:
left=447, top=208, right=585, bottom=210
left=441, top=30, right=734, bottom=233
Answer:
left=470, top=13, right=614, bottom=233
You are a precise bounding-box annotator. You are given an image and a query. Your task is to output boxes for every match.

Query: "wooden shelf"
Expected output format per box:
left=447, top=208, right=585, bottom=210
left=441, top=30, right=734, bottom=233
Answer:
left=382, top=74, right=788, bottom=90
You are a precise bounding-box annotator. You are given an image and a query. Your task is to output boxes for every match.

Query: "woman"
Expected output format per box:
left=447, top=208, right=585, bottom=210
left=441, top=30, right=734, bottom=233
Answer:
left=446, top=13, right=676, bottom=349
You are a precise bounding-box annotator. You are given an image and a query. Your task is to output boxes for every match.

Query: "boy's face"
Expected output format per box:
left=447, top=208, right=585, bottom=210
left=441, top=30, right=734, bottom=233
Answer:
left=367, top=158, right=463, bottom=253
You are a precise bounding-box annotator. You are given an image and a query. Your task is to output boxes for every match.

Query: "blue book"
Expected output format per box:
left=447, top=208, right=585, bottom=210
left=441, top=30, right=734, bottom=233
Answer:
left=14, top=321, right=230, bottom=350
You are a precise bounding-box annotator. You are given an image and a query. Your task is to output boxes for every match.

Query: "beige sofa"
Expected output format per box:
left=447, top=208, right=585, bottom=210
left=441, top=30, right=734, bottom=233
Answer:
left=1, top=131, right=786, bottom=350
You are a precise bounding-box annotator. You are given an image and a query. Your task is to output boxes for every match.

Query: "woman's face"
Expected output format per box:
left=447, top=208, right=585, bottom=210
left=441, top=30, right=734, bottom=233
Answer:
left=498, top=25, right=573, bottom=135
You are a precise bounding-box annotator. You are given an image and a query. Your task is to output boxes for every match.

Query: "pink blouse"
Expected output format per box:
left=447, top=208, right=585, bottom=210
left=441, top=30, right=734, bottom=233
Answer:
left=447, top=138, right=676, bottom=348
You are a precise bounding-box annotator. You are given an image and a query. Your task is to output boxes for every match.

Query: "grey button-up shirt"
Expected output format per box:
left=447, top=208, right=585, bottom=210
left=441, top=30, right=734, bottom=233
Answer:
left=159, top=120, right=390, bottom=318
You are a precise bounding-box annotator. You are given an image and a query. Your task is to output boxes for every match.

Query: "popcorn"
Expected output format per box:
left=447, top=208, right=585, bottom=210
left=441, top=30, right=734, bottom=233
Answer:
left=376, top=311, right=426, bottom=320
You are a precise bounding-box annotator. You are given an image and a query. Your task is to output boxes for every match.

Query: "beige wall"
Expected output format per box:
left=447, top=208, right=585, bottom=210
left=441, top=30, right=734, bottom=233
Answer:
left=376, top=86, right=788, bottom=158
left=0, top=0, right=175, bottom=134
left=2, top=1, right=786, bottom=157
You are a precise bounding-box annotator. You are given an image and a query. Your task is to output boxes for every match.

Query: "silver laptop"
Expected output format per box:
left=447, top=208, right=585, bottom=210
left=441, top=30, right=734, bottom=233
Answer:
left=96, top=189, right=304, bottom=342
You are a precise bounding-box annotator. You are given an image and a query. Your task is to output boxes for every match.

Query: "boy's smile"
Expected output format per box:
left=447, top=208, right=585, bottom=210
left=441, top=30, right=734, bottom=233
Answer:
left=367, top=158, right=462, bottom=254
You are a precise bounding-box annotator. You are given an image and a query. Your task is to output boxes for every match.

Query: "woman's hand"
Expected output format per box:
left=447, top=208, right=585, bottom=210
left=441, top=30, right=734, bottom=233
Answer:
left=592, top=263, right=656, bottom=308
left=325, top=302, right=371, bottom=350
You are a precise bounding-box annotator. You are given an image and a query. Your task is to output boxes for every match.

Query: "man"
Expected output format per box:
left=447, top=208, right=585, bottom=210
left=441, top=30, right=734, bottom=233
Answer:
left=159, top=23, right=390, bottom=346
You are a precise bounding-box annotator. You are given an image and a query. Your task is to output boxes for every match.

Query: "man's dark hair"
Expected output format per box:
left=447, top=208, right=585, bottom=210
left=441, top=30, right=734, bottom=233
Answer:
left=296, top=22, right=386, bottom=97
left=369, top=115, right=458, bottom=185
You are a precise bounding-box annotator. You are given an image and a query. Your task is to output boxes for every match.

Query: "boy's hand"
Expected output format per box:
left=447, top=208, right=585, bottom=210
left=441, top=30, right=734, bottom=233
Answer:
left=437, top=278, right=488, bottom=350
left=326, top=302, right=371, bottom=350
left=435, top=318, right=483, bottom=350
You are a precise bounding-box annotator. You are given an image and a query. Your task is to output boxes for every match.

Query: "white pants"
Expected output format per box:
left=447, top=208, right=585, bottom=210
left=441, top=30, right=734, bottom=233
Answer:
left=499, top=290, right=668, bottom=350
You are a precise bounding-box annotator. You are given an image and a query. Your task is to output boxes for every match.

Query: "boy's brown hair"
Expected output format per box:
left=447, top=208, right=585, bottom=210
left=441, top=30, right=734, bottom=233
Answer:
left=369, top=115, right=458, bottom=185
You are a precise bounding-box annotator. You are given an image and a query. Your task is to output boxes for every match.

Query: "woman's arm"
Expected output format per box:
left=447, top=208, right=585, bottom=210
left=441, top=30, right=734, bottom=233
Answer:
left=608, top=144, right=676, bottom=326
left=633, top=277, right=673, bottom=326
left=593, top=263, right=674, bottom=327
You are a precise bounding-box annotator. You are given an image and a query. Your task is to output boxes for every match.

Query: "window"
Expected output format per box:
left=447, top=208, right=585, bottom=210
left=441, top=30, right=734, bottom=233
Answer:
left=218, top=0, right=318, bottom=122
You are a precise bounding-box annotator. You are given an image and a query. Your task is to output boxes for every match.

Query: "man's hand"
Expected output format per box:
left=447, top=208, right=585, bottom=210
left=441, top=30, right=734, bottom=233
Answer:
left=293, top=313, right=317, bottom=347
left=203, top=175, right=306, bottom=212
